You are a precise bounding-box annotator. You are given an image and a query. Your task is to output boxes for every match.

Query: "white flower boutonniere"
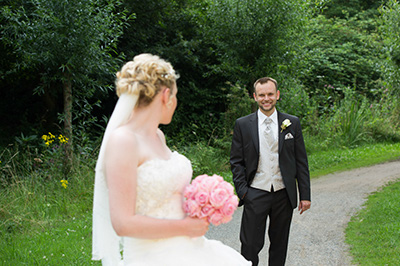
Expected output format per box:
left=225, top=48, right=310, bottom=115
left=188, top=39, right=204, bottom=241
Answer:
left=280, top=119, right=292, bottom=133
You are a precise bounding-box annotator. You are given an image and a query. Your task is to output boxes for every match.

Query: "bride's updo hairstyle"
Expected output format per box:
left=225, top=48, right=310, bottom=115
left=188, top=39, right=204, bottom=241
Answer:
left=115, top=53, right=179, bottom=107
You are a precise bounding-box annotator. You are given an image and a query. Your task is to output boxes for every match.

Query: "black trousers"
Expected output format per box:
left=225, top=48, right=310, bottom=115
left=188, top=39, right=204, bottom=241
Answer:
left=240, top=187, right=293, bottom=266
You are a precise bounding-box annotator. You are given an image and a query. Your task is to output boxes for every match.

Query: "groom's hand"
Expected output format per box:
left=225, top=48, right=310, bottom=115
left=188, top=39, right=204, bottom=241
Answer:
left=298, top=200, right=311, bottom=215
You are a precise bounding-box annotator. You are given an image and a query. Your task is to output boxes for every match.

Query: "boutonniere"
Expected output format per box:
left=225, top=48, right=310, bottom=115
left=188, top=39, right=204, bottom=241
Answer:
left=280, top=119, right=292, bottom=133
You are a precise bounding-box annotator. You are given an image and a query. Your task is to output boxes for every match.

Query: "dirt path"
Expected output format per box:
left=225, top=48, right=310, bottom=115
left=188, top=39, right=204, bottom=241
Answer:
left=206, top=160, right=400, bottom=266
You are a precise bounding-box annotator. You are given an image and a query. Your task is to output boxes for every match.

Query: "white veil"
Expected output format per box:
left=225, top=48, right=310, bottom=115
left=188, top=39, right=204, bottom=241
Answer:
left=92, top=92, right=139, bottom=265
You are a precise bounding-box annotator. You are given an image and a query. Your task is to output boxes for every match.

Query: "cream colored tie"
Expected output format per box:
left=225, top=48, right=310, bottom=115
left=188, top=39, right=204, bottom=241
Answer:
left=264, top=117, right=274, bottom=148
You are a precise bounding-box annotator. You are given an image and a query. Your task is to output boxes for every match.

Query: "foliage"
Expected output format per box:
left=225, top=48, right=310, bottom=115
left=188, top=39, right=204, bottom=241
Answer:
left=1, top=0, right=129, bottom=95
left=276, top=82, right=315, bottom=124
left=380, top=0, right=400, bottom=96
left=346, top=180, right=400, bottom=265
left=177, top=142, right=230, bottom=178
left=330, top=87, right=371, bottom=146
left=304, top=86, right=400, bottom=152
left=300, top=12, right=384, bottom=113
left=366, top=87, right=400, bottom=142
left=212, top=82, right=254, bottom=154
left=0, top=0, right=131, bottom=163
left=201, top=0, right=311, bottom=88
left=115, top=0, right=228, bottom=143
left=322, top=0, right=382, bottom=18
left=1, top=131, right=71, bottom=186
left=0, top=153, right=98, bottom=264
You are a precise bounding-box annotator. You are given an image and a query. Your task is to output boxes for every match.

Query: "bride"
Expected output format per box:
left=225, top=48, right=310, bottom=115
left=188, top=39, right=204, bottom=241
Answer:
left=92, top=53, right=251, bottom=265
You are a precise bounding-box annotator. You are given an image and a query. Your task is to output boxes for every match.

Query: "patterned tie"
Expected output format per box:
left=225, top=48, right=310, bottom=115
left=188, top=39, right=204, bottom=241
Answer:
left=264, top=117, right=274, bottom=148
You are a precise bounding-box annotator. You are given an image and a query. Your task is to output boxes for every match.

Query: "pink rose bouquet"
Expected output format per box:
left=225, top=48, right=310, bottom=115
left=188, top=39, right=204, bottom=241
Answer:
left=183, top=174, right=239, bottom=226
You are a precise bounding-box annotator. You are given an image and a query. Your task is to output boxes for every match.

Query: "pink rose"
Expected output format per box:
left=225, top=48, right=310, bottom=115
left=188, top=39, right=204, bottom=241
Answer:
left=192, top=174, right=208, bottom=186
left=200, top=204, right=215, bottom=218
left=216, top=181, right=234, bottom=195
left=209, top=210, right=224, bottom=226
left=184, top=174, right=238, bottom=226
left=220, top=214, right=233, bottom=224
left=184, top=184, right=198, bottom=200
left=209, top=188, right=229, bottom=208
left=220, top=196, right=238, bottom=217
left=211, top=174, right=224, bottom=182
left=194, top=190, right=209, bottom=206
left=198, top=175, right=219, bottom=192
left=183, top=199, right=201, bottom=217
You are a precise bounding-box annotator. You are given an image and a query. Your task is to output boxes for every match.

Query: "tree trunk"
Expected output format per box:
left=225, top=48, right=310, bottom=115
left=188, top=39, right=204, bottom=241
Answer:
left=63, top=71, right=73, bottom=177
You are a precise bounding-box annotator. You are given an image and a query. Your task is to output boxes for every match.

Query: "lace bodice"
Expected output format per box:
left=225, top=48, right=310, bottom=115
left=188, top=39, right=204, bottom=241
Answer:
left=121, top=151, right=251, bottom=266
left=135, top=151, right=192, bottom=219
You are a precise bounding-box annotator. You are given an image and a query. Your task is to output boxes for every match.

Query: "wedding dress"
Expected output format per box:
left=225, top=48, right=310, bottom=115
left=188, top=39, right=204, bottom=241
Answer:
left=122, top=151, right=251, bottom=265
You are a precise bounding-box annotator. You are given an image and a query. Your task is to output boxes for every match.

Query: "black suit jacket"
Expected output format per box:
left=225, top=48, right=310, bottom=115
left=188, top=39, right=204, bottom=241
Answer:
left=230, top=110, right=311, bottom=209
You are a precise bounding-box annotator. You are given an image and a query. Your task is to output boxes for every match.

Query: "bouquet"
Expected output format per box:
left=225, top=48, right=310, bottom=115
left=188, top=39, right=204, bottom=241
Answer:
left=183, top=174, right=239, bottom=226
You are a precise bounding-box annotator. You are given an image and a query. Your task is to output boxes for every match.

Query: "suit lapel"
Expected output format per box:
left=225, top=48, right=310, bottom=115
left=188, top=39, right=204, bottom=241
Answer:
left=249, top=112, right=259, bottom=155
left=278, top=111, right=285, bottom=153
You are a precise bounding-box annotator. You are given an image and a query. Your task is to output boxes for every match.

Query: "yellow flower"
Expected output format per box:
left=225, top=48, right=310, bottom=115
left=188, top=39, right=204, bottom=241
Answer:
left=60, top=179, right=68, bottom=189
left=58, top=134, right=69, bottom=144
left=42, top=132, right=56, bottom=146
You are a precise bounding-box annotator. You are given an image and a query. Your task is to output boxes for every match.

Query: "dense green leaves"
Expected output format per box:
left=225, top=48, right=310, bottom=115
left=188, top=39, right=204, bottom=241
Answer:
left=0, top=0, right=399, bottom=148
left=1, top=0, right=130, bottom=96
left=381, top=0, right=400, bottom=95
left=301, top=13, right=383, bottom=104
left=201, top=0, right=310, bottom=88
left=1, top=0, right=130, bottom=145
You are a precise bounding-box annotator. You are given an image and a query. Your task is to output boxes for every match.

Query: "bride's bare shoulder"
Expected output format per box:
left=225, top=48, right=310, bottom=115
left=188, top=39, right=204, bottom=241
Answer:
left=107, top=126, right=139, bottom=151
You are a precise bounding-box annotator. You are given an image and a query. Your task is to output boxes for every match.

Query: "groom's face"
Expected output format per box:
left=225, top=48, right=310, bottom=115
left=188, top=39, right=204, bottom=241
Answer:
left=253, top=81, right=280, bottom=116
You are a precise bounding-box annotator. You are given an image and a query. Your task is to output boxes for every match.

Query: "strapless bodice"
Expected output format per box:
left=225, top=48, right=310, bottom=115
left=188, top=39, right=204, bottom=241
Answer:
left=135, top=151, right=192, bottom=219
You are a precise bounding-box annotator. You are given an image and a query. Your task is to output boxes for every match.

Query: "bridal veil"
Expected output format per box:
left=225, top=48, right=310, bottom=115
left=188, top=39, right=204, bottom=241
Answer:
left=92, top=92, right=138, bottom=265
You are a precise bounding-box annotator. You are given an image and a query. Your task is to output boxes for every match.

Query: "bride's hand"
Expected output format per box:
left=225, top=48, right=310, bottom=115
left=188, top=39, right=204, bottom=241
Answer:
left=183, top=216, right=209, bottom=237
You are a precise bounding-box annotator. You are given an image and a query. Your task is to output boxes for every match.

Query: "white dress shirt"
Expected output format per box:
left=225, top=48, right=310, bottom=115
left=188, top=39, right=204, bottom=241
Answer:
left=250, top=109, right=285, bottom=192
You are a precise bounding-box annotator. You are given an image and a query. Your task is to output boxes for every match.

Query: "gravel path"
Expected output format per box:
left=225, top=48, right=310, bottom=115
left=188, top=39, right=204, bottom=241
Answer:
left=206, top=160, right=400, bottom=266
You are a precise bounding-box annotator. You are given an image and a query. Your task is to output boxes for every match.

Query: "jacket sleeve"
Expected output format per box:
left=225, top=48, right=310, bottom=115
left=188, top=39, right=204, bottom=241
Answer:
left=294, top=118, right=311, bottom=201
left=230, top=119, right=249, bottom=200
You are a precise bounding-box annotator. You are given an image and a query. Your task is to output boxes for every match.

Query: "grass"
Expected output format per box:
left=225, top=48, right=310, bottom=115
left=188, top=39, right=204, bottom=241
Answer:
left=307, top=142, right=400, bottom=177
left=345, top=181, right=400, bottom=265
left=0, top=141, right=399, bottom=265
left=0, top=157, right=100, bottom=265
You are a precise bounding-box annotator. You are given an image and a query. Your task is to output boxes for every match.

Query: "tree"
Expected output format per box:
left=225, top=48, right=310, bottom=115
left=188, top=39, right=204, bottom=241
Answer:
left=201, top=0, right=311, bottom=89
left=323, top=0, right=382, bottom=19
left=116, top=0, right=227, bottom=142
left=381, top=0, right=400, bottom=95
left=298, top=2, right=385, bottom=114
left=1, top=0, right=131, bottom=173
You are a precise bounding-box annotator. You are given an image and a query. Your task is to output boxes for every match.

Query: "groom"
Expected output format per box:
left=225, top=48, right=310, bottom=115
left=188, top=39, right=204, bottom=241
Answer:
left=230, top=77, right=311, bottom=266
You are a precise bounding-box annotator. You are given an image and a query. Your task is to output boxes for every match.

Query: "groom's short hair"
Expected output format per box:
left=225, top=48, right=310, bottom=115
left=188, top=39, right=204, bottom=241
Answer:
left=253, top=77, right=278, bottom=93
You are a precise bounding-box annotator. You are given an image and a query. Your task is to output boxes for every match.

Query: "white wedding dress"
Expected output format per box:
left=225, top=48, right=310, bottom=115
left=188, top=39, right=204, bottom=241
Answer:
left=122, top=151, right=251, bottom=265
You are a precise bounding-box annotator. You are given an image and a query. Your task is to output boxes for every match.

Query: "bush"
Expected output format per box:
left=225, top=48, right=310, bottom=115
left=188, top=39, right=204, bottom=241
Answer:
left=173, top=141, right=230, bottom=178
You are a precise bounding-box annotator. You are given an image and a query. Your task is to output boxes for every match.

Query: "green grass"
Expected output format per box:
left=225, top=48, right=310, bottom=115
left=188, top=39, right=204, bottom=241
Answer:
left=345, top=181, right=400, bottom=265
left=1, top=212, right=95, bottom=265
left=0, top=161, right=100, bottom=265
left=308, top=142, right=400, bottom=177
left=0, top=141, right=400, bottom=264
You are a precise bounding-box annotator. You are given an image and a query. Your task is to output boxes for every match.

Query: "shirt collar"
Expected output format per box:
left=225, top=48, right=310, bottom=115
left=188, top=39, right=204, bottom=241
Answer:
left=258, top=109, right=278, bottom=125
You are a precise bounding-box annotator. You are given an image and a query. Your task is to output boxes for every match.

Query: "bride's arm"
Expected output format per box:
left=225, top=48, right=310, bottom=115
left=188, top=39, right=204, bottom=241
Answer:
left=105, top=128, right=208, bottom=239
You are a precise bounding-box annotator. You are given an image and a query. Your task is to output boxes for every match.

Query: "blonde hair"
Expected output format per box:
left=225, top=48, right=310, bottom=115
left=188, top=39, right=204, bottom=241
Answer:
left=115, top=53, right=179, bottom=107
